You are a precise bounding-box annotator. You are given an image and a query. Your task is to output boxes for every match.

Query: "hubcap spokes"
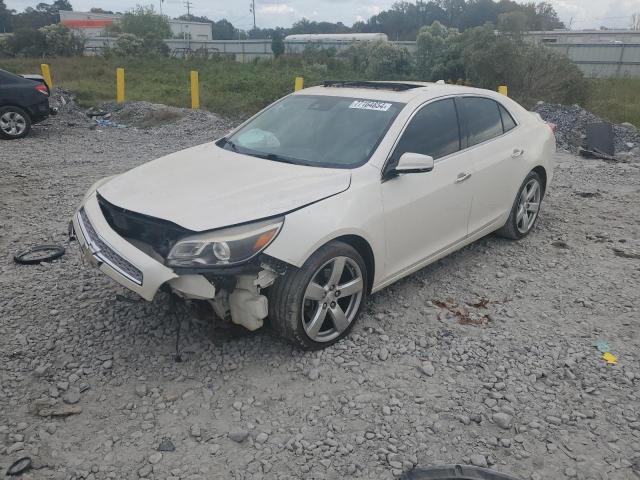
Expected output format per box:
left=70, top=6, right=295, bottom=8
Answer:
left=516, top=179, right=541, bottom=234
left=302, top=256, right=363, bottom=342
left=0, top=112, right=26, bottom=136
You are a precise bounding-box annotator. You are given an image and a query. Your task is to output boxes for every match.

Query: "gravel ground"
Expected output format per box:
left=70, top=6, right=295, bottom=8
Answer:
left=1, top=98, right=640, bottom=480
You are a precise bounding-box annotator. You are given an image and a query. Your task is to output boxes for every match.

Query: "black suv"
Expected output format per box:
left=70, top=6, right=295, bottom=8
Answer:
left=0, top=68, right=52, bottom=139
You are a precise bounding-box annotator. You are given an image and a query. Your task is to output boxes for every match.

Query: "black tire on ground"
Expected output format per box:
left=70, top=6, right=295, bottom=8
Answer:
left=268, top=241, right=368, bottom=350
left=0, top=105, right=32, bottom=140
left=496, top=170, right=544, bottom=240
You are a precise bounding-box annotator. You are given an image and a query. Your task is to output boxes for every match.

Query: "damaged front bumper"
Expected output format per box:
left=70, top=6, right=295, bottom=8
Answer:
left=72, top=193, right=282, bottom=331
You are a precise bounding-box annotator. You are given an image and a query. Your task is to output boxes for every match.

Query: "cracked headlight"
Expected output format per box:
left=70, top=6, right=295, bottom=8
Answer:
left=166, top=217, right=283, bottom=268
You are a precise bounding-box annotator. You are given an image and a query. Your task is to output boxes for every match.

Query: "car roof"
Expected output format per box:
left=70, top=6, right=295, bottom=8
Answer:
left=294, top=81, right=507, bottom=104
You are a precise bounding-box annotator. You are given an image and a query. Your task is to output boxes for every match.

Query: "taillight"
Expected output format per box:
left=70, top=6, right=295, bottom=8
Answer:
left=547, top=122, right=557, bottom=134
left=35, top=84, right=49, bottom=96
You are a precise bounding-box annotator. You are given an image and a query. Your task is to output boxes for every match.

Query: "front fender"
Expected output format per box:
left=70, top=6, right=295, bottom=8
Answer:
left=263, top=167, right=386, bottom=287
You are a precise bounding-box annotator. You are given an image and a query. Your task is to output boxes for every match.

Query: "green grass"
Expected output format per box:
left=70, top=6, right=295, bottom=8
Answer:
left=585, top=78, right=640, bottom=128
left=0, top=56, right=360, bottom=118
left=2, top=56, right=640, bottom=127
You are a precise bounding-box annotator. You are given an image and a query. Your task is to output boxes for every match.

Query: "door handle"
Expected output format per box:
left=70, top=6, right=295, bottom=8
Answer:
left=511, top=148, right=525, bottom=158
left=455, top=172, right=472, bottom=184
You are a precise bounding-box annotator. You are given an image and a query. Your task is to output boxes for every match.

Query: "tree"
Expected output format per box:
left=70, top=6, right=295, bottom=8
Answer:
left=415, top=21, right=463, bottom=80
left=271, top=29, right=284, bottom=57
left=211, top=19, right=236, bottom=40
left=120, top=5, right=171, bottom=39
left=89, top=7, right=114, bottom=14
left=0, top=0, right=14, bottom=32
left=498, top=11, right=528, bottom=33
left=12, top=0, right=73, bottom=30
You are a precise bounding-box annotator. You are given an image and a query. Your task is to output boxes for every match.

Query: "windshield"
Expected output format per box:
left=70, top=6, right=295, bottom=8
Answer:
left=222, top=94, right=404, bottom=168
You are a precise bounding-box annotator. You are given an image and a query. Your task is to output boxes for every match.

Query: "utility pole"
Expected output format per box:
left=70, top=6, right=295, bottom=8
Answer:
left=159, top=0, right=163, bottom=16
left=184, top=0, right=193, bottom=18
left=250, top=0, right=256, bottom=30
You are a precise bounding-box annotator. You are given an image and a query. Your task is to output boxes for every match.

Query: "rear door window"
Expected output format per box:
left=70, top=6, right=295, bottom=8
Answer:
left=462, top=97, right=504, bottom=146
left=390, top=98, right=461, bottom=164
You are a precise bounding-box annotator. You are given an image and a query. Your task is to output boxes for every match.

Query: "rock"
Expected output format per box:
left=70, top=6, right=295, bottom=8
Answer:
left=564, top=467, right=577, bottom=478
left=493, top=412, right=513, bottom=429
left=308, top=368, right=319, bottom=380
left=190, top=425, right=201, bottom=438
left=546, top=415, right=562, bottom=426
left=138, top=465, right=152, bottom=478
left=378, top=347, right=389, bottom=361
left=37, top=404, right=82, bottom=417
left=229, top=430, right=249, bottom=442
left=255, top=432, right=268, bottom=444
left=148, top=452, right=162, bottom=464
left=470, top=454, right=488, bottom=468
left=158, top=438, right=175, bottom=452
left=135, top=385, right=148, bottom=397
left=420, top=361, right=435, bottom=376
left=62, top=387, right=81, bottom=405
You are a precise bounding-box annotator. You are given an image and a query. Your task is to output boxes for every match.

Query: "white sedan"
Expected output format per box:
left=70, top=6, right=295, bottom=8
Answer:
left=72, top=81, right=555, bottom=349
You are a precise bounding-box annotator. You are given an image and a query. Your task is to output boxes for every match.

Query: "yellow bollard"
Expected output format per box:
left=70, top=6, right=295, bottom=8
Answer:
left=498, top=85, right=508, bottom=96
left=40, top=64, right=53, bottom=89
left=190, top=71, right=200, bottom=109
left=116, top=68, right=125, bottom=104
left=294, top=76, right=304, bottom=91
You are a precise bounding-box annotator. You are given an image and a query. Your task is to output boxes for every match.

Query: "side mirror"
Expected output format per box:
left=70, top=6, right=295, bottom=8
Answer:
left=394, top=152, right=434, bottom=174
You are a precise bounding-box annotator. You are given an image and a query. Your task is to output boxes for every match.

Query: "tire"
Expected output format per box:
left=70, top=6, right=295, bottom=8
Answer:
left=0, top=106, right=32, bottom=140
left=14, top=244, right=66, bottom=264
left=268, top=241, right=368, bottom=350
left=497, top=170, right=544, bottom=240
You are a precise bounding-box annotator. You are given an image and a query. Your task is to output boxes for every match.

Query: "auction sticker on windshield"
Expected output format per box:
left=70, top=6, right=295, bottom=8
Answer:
left=349, top=100, right=393, bottom=112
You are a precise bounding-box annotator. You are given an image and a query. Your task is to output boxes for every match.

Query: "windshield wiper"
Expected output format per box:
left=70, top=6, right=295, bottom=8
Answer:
left=222, top=138, right=239, bottom=151
left=248, top=152, right=298, bottom=165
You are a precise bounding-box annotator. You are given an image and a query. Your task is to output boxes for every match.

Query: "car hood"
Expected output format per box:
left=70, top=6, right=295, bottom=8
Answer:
left=97, top=142, right=351, bottom=232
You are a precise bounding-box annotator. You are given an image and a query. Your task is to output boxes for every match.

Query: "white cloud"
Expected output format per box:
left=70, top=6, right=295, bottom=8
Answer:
left=258, top=3, right=296, bottom=15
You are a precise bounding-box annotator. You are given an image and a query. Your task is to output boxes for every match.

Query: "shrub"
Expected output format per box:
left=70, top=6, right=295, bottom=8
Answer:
left=364, top=41, right=412, bottom=79
left=1, top=25, right=83, bottom=57
left=109, top=33, right=168, bottom=58
left=461, top=25, right=587, bottom=106
left=39, top=24, right=84, bottom=56
left=341, top=41, right=412, bottom=79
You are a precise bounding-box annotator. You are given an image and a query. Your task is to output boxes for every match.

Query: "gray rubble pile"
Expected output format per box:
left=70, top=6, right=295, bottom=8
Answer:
left=533, top=102, right=640, bottom=160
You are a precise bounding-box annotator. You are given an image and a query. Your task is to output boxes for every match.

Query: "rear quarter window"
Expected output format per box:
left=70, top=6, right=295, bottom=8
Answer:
left=499, top=104, right=517, bottom=132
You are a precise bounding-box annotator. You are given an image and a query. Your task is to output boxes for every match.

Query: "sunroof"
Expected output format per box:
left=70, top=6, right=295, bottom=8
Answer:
left=323, top=81, right=423, bottom=91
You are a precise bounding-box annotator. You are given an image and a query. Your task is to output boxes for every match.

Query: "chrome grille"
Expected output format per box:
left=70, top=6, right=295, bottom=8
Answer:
left=78, top=207, right=143, bottom=285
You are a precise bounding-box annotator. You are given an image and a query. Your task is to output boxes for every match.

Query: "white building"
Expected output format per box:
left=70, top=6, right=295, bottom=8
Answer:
left=59, top=11, right=212, bottom=41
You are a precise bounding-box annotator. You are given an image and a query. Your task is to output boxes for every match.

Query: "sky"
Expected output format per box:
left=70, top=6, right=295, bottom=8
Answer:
left=5, top=0, right=640, bottom=30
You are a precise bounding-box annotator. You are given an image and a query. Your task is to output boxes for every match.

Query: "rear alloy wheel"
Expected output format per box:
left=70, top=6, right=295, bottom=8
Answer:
left=497, top=170, right=544, bottom=240
left=0, top=106, right=31, bottom=140
left=268, top=241, right=368, bottom=349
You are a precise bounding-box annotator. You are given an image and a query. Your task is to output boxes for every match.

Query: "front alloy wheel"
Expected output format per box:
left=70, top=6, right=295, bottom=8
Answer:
left=302, top=256, right=364, bottom=343
left=268, top=241, right=368, bottom=349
